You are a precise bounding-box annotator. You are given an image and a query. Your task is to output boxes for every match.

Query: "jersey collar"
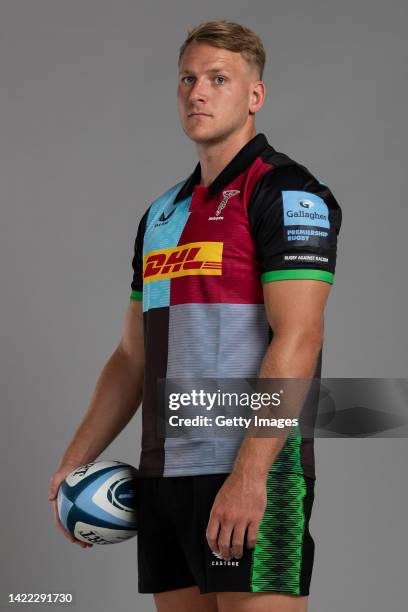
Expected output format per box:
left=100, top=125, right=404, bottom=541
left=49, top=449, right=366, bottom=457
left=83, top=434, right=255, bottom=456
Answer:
left=174, top=132, right=272, bottom=203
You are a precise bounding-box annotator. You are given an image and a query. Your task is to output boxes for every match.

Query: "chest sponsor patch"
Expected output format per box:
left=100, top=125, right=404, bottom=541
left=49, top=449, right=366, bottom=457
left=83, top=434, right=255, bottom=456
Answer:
left=143, top=241, right=223, bottom=282
left=282, top=191, right=330, bottom=229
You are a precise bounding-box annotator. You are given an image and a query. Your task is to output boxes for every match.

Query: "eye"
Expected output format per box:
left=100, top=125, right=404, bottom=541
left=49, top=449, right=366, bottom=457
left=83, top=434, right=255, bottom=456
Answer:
left=214, top=75, right=226, bottom=84
left=181, top=76, right=194, bottom=84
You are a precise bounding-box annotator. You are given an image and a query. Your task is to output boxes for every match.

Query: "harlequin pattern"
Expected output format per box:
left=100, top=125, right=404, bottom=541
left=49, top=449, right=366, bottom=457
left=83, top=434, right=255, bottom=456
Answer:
left=251, top=471, right=312, bottom=594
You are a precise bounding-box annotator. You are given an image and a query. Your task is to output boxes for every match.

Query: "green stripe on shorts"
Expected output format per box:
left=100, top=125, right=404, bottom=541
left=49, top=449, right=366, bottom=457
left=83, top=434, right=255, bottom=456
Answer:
left=250, top=471, right=307, bottom=594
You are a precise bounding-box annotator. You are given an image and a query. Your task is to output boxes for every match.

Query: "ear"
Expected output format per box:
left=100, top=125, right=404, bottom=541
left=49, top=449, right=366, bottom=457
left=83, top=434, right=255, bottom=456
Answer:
left=249, top=81, right=266, bottom=114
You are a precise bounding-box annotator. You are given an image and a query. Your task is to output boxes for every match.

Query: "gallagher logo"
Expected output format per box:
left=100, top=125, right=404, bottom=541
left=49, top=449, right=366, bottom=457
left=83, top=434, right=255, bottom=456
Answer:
left=143, top=242, right=223, bottom=282
left=299, top=199, right=315, bottom=209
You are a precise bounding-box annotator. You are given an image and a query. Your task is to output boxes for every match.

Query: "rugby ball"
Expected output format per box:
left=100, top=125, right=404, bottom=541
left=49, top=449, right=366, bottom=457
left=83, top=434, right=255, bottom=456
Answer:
left=57, top=460, right=139, bottom=545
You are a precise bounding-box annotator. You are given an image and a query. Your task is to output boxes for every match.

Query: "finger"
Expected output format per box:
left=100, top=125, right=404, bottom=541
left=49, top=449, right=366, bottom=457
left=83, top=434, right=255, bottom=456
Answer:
left=51, top=499, right=74, bottom=542
left=49, top=468, right=92, bottom=549
left=246, top=520, right=260, bottom=549
left=218, top=522, right=234, bottom=561
left=231, top=522, right=247, bottom=559
left=49, top=464, right=76, bottom=500
left=51, top=499, right=72, bottom=541
left=206, top=514, right=221, bottom=554
left=51, top=499, right=92, bottom=548
left=48, top=476, right=61, bottom=501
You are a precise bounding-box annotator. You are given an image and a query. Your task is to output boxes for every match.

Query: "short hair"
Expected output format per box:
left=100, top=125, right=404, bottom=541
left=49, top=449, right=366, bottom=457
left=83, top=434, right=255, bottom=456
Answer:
left=178, top=20, right=266, bottom=80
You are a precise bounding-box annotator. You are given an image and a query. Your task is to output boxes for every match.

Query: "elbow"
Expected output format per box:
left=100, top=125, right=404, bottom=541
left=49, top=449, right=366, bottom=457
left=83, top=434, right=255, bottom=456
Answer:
left=274, top=325, right=324, bottom=357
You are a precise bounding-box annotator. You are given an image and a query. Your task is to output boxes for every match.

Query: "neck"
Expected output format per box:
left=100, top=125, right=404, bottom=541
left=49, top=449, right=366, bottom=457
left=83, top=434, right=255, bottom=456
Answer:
left=195, top=126, right=257, bottom=187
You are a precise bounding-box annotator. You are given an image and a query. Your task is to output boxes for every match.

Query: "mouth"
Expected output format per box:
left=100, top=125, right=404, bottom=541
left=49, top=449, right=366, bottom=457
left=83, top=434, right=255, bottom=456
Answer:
left=188, top=112, right=211, bottom=117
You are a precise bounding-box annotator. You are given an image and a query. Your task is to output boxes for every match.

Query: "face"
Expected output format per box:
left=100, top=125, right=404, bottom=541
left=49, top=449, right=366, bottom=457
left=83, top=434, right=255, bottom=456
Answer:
left=177, top=41, right=265, bottom=145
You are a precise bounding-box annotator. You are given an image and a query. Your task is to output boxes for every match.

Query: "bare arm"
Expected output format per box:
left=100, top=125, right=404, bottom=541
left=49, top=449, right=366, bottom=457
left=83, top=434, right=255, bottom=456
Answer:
left=206, top=279, right=331, bottom=561
left=49, top=299, right=144, bottom=547
left=232, top=279, right=330, bottom=480
left=58, top=299, right=145, bottom=467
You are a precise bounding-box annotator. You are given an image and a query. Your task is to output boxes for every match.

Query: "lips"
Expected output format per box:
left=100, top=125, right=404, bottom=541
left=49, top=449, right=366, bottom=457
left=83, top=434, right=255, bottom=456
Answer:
left=189, top=112, right=211, bottom=117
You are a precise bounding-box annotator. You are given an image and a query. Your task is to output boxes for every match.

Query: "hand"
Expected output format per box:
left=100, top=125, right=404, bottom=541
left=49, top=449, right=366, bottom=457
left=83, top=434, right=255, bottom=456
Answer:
left=49, top=462, right=93, bottom=549
left=206, top=470, right=267, bottom=561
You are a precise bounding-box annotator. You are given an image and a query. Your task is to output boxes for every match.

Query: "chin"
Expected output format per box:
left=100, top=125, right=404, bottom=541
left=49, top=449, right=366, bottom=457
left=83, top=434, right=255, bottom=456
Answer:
left=185, top=128, right=212, bottom=144
left=185, top=124, right=228, bottom=145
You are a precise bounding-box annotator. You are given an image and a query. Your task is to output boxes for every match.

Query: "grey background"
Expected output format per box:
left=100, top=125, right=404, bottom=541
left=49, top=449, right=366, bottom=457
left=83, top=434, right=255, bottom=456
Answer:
left=2, top=0, right=407, bottom=610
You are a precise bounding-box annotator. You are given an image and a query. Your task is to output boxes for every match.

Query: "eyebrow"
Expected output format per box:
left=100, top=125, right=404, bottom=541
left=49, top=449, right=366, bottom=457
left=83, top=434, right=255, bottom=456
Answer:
left=179, top=67, right=231, bottom=75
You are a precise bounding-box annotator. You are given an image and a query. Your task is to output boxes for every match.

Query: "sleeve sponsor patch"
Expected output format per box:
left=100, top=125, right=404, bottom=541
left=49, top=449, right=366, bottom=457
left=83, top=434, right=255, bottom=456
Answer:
left=247, top=169, right=342, bottom=282
left=282, top=191, right=330, bottom=229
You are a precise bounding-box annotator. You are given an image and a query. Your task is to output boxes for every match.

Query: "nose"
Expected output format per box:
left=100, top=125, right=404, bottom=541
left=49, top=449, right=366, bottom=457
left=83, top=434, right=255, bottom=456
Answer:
left=188, top=76, right=208, bottom=104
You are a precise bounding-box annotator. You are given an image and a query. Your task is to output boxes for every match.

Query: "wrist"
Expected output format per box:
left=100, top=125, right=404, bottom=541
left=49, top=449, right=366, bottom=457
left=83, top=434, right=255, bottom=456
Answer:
left=59, top=457, right=86, bottom=471
left=232, top=460, right=269, bottom=484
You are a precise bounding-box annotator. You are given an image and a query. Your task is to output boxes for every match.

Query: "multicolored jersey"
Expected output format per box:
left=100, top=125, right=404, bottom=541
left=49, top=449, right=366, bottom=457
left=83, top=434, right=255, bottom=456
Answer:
left=130, top=133, right=342, bottom=478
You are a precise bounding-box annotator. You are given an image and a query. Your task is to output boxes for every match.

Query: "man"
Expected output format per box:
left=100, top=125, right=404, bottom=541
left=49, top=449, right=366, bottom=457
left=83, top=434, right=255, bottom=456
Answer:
left=49, top=20, right=342, bottom=612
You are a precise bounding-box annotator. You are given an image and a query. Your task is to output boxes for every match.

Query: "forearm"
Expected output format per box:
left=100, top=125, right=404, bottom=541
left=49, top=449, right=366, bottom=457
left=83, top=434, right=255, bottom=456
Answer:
left=232, top=331, right=322, bottom=480
left=59, top=347, right=144, bottom=468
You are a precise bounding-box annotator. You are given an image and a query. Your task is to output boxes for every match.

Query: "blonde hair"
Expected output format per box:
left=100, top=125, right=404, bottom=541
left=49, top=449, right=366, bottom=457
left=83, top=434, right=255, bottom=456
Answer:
left=178, top=20, right=266, bottom=80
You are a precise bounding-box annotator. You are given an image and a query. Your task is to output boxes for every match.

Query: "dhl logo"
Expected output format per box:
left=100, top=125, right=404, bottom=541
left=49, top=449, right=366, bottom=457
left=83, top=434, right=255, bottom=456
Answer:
left=143, top=241, right=223, bottom=282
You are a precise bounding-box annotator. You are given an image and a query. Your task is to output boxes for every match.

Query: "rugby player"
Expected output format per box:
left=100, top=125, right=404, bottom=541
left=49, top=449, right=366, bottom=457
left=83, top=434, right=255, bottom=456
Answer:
left=49, top=20, right=342, bottom=612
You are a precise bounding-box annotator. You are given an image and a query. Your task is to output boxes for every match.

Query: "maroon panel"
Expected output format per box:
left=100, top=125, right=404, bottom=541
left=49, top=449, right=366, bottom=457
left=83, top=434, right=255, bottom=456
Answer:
left=170, top=158, right=274, bottom=306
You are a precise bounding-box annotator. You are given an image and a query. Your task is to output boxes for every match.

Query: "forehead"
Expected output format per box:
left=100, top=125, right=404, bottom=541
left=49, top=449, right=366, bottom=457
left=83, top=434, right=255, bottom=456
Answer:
left=179, top=41, right=247, bottom=73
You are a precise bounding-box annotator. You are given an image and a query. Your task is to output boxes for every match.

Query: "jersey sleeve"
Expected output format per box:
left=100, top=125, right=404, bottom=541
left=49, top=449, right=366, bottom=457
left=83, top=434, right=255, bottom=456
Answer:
left=130, top=208, right=149, bottom=301
left=248, top=166, right=342, bottom=284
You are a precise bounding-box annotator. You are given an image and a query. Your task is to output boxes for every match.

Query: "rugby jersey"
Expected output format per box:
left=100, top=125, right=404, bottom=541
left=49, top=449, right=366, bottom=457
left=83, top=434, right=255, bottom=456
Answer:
left=130, top=132, right=342, bottom=478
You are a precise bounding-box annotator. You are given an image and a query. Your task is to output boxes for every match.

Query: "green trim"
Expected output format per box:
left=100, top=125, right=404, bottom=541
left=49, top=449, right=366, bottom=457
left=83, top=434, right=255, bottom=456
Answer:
left=250, top=470, right=307, bottom=594
left=130, top=290, right=143, bottom=301
left=261, top=269, right=334, bottom=284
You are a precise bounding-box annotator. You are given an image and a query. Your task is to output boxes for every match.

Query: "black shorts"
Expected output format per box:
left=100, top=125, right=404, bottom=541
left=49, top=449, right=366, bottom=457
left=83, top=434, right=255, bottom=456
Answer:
left=135, top=470, right=315, bottom=596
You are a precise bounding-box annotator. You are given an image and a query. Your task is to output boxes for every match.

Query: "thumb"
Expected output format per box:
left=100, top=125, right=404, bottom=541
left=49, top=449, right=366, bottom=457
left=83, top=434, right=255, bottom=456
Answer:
left=49, top=463, right=79, bottom=501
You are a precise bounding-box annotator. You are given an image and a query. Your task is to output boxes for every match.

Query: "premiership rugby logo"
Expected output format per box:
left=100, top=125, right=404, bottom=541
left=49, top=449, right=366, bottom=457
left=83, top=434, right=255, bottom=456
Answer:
left=143, top=242, right=223, bottom=282
left=209, top=189, right=240, bottom=221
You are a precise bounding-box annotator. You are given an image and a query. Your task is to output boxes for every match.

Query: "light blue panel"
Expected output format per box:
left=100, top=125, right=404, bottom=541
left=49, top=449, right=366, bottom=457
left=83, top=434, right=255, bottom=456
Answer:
left=142, top=278, right=170, bottom=314
left=282, top=190, right=330, bottom=228
left=142, top=180, right=192, bottom=312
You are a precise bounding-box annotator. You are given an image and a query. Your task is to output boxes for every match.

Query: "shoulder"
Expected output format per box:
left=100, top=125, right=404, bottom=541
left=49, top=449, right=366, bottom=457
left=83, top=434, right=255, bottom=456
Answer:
left=249, top=148, right=342, bottom=231
left=140, top=177, right=188, bottom=227
left=255, top=148, right=339, bottom=203
left=134, top=176, right=189, bottom=238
